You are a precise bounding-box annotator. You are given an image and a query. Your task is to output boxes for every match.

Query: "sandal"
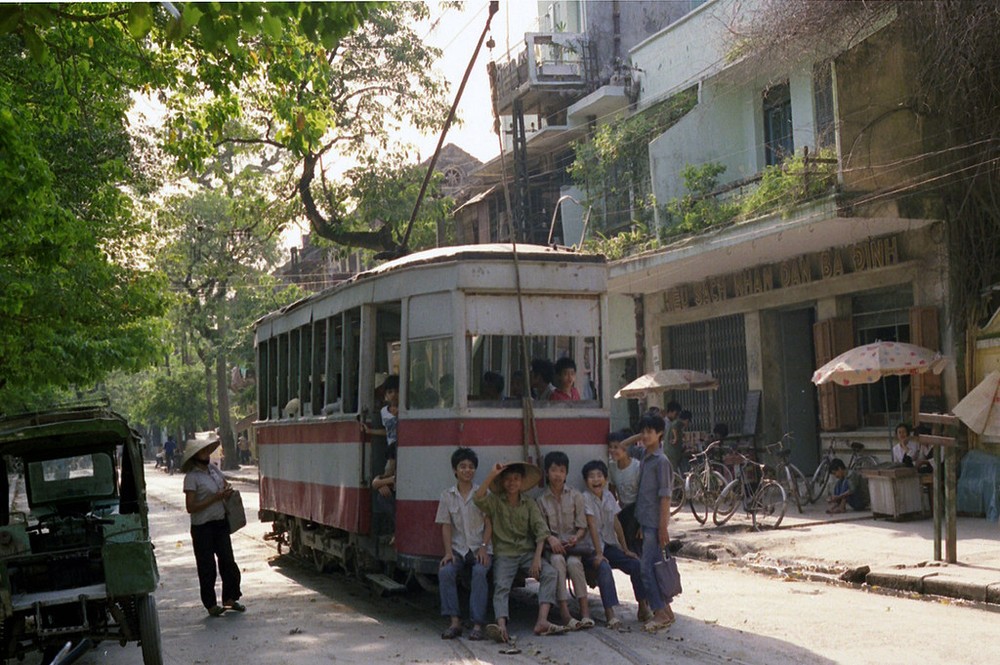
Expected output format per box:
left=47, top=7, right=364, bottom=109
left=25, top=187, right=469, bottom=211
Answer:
left=606, top=617, right=622, bottom=631
left=643, top=617, right=675, bottom=632
left=224, top=601, right=247, bottom=612
left=577, top=617, right=595, bottom=630
left=534, top=623, right=569, bottom=636
left=441, top=625, right=462, bottom=640
left=485, top=623, right=507, bottom=643
left=207, top=605, right=226, bottom=617
left=467, top=628, right=485, bottom=641
left=565, top=618, right=582, bottom=631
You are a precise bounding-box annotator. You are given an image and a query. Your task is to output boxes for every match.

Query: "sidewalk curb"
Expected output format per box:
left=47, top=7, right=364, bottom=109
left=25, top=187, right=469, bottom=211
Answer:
left=224, top=472, right=260, bottom=487
left=676, top=532, right=1000, bottom=607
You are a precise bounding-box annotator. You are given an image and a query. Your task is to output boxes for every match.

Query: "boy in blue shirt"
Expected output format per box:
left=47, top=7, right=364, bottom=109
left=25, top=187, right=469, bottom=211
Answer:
left=635, top=413, right=675, bottom=632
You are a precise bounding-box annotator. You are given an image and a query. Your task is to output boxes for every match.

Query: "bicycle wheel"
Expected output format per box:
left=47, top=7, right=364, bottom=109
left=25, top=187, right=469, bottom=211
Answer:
left=670, top=471, right=685, bottom=516
left=811, top=459, right=831, bottom=500
left=751, top=481, right=787, bottom=530
left=781, top=465, right=805, bottom=513
left=790, top=464, right=813, bottom=504
left=854, top=455, right=878, bottom=470
left=713, top=478, right=742, bottom=526
left=686, top=472, right=709, bottom=524
left=711, top=460, right=734, bottom=484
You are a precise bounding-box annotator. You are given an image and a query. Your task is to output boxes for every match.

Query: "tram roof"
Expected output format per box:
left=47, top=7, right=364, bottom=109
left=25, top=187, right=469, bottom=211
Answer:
left=256, top=244, right=605, bottom=328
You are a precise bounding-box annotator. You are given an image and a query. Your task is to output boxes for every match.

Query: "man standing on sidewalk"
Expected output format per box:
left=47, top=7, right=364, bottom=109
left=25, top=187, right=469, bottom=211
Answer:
left=163, top=435, right=177, bottom=475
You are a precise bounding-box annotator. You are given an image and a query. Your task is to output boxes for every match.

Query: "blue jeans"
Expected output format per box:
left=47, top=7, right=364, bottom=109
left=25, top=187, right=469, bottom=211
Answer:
left=603, top=544, right=645, bottom=602
left=439, top=549, right=491, bottom=625
left=581, top=552, right=618, bottom=609
left=640, top=527, right=669, bottom=610
left=491, top=552, right=557, bottom=620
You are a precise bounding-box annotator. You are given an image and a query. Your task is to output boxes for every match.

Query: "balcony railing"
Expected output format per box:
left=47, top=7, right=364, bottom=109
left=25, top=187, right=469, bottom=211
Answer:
left=493, top=32, right=596, bottom=114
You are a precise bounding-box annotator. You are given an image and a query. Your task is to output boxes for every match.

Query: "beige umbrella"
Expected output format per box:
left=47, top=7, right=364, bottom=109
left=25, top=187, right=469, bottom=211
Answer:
left=614, top=369, right=719, bottom=399
left=953, top=370, right=1000, bottom=436
left=811, top=341, right=947, bottom=386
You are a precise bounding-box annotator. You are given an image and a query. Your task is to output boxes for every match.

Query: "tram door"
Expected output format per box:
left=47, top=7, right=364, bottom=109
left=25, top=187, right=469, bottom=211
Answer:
left=368, top=303, right=401, bottom=539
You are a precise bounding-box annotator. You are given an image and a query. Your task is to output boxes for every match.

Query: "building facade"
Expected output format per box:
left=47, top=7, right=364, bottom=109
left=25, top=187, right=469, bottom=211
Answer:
left=608, top=0, right=957, bottom=468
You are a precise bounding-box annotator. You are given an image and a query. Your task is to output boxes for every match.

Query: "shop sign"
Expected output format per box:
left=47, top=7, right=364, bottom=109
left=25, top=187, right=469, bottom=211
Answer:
left=662, top=235, right=901, bottom=312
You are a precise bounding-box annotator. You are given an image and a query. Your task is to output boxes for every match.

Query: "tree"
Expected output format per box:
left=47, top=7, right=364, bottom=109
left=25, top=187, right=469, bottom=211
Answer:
left=155, top=177, right=301, bottom=468
left=0, top=2, right=378, bottom=406
left=161, top=3, right=450, bottom=255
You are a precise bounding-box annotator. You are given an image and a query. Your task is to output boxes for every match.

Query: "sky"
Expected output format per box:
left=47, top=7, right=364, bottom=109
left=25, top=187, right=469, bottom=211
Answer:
left=410, top=0, right=542, bottom=164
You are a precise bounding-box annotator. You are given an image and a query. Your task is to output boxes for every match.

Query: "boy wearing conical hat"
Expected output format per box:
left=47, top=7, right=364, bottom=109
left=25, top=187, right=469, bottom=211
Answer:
left=474, top=461, right=565, bottom=642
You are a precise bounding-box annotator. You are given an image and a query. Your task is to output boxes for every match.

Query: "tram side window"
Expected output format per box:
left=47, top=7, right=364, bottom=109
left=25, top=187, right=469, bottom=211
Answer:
left=343, top=308, right=361, bottom=413
left=267, top=337, right=279, bottom=419
left=311, top=319, right=326, bottom=415
left=467, top=335, right=600, bottom=406
left=408, top=337, right=454, bottom=409
left=323, top=316, right=344, bottom=415
left=299, top=324, right=312, bottom=416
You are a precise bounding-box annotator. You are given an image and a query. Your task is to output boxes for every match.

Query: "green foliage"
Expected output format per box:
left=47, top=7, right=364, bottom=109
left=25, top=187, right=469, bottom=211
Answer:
left=662, top=162, right=739, bottom=235
left=0, top=104, right=166, bottom=405
left=319, top=152, right=455, bottom=259
left=581, top=225, right=659, bottom=261
left=131, top=363, right=208, bottom=434
left=661, top=149, right=838, bottom=239
left=568, top=88, right=697, bottom=231
left=739, top=149, right=837, bottom=220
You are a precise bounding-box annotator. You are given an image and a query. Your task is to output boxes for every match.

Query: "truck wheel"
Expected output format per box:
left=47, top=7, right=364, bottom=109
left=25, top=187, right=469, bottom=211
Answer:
left=137, top=594, right=163, bottom=665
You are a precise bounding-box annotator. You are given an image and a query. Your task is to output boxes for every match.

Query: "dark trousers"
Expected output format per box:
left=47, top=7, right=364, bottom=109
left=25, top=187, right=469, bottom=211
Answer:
left=191, top=519, right=241, bottom=609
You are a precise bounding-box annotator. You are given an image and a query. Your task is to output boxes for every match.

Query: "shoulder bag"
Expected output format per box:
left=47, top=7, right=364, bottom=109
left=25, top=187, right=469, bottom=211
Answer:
left=224, top=489, right=247, bottom=534
left=654, top=549, right=682, bottom=600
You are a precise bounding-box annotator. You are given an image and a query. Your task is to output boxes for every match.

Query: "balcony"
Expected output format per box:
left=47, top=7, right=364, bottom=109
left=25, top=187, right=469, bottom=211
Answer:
left=493, top=32, right=597, bottom=116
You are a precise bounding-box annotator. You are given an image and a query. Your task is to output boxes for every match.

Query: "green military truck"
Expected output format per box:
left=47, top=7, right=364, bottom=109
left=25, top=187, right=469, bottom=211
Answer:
left=0, top=406, right=162, bottom=664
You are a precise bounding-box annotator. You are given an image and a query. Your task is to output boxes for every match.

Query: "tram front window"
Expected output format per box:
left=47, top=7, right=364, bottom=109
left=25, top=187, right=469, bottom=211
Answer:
left=467, top=335, right=600, bottom=406
left=408, top=337, right=454, bottom=409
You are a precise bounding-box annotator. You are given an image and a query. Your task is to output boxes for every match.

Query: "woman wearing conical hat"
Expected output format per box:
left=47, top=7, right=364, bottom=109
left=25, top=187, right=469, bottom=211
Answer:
left=181, top=435, right=246, bottom=617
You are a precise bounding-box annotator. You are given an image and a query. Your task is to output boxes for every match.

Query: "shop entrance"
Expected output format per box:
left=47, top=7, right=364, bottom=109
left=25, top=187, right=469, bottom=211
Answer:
left=778, top=308, right=820, bottom=473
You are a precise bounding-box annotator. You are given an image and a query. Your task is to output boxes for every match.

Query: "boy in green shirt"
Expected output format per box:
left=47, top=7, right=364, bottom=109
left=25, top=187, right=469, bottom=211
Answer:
left=474, top=461, right=566, bottom=642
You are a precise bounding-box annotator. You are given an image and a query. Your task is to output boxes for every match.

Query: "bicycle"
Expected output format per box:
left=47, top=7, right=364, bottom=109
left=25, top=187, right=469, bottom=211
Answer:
left=684, top=441, right=728, bottom=524
left=766, top=434, right=811, bottom=513
left=810, top=439, right=879, bottom=501
left=713, top=450, right=787, bottom=530
left=670, top=469, right=685, bottom=516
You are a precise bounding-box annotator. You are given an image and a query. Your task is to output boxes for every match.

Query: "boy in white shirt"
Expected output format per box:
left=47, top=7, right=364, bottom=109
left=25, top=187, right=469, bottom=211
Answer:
left=435, top=448, right=492, bottom=641
left=582, top=459, right=650, bottom=628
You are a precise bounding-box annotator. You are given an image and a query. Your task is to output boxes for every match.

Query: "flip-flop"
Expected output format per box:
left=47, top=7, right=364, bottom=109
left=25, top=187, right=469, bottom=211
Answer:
left=643, top=617, right=675, bottom=632
left=578, top=617, right=595, bottom=629
left=467, top=628, right=485, bottom=641
left=534, top=624, right=569, bottom=636
left=606, top=617, right=622, bottom=631
left=441, top=625, right=462, bottom=640
left=485, top=623, right=506, bottom=643
left=224, top=601, right=247, bottom=613
left=207, top=605, right=226, bottom=617
left=565, top=618, right=582, bottom=631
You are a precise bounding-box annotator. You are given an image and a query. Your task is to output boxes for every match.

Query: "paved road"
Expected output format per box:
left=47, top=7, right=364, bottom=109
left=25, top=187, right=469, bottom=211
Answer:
left=39, top=464, right=1000, bottom=665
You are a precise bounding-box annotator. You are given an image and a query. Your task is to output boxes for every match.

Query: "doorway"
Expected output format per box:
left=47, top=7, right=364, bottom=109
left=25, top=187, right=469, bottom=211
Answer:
left=778, top=308, right=819, bottom=473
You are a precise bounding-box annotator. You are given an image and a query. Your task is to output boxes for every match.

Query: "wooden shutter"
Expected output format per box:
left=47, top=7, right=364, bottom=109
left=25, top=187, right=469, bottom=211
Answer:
left=813, top=317, right=859, bottom=431
left=910, top=307, right=942, bottom=421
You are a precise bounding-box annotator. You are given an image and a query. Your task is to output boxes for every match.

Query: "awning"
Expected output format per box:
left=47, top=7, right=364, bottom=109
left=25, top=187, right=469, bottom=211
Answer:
left=609, top=202, right=940, bottom=295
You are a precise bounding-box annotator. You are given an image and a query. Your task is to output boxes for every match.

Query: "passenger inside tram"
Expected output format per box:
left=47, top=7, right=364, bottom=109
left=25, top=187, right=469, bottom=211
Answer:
left=530, top=358, right=556, bottom=401
left=550, top=357, right=580, bottom=401
left=481, top=371, right=505, bottom=401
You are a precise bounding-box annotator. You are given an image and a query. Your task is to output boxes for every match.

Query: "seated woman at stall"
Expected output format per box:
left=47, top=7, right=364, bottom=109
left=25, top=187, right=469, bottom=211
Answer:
left=892, top=423, right=919, bottom=467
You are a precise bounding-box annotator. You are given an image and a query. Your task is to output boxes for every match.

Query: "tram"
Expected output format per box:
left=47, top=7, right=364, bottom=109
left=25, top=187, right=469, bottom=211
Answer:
left=253, top=244, right=609, bottom=582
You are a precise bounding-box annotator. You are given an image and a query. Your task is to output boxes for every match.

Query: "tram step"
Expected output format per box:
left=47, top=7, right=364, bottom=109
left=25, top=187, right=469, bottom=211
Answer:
left=365, top=573, right=407, bottom=594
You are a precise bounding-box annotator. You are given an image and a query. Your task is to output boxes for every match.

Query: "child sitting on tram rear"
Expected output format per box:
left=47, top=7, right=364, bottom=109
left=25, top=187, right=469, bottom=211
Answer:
left=474, top=461, right=564, bottom=642
left=550, top=357, right=581, bottom=401
left=537, top=451, right=595, bottom=629
left=436, top=448, right=492, bottom=641
left=581, top=459, right=649, bottom=628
